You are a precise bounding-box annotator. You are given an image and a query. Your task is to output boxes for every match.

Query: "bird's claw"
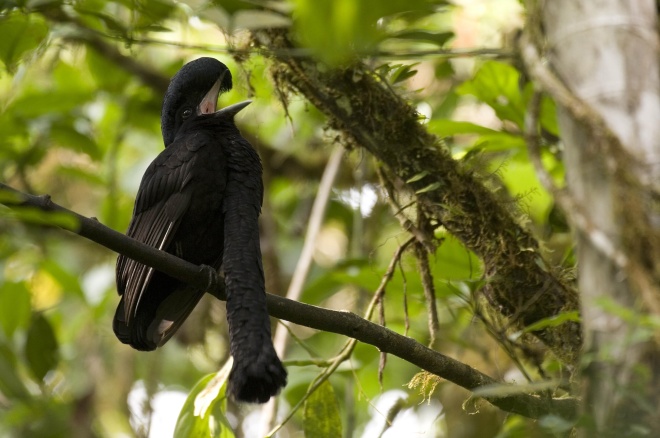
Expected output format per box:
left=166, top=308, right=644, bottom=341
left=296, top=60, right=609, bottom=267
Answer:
left=200, top=264, right=218, bottom=291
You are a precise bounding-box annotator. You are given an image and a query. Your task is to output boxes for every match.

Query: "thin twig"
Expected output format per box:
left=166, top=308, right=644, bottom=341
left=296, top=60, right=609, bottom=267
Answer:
left=377, top=167, right=436, bottom=253
left=414, top=242, right=440, bottom=348
left=263, top=146, right=344, bottom=432
left=267, top=237, right=415, bottom=437
left=74, top=31, right=514, bottom=60
left=271, top=146, right=344, bottom=348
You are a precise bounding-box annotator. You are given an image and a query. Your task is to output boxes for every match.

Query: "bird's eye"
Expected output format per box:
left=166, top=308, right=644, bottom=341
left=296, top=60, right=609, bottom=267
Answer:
left=182, top=108, right=193, bottom=119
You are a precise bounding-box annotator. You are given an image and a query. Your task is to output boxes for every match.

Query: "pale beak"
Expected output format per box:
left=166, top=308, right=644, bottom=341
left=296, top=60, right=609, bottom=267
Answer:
left=198, top=70, right=229, bottom=115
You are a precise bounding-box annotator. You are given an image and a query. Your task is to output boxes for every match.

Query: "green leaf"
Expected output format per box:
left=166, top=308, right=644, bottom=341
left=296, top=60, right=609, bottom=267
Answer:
left=24, top=313, right=60, bottom=381
left=0, top=12, right=48, bottom=72
left=291, top=0, right=434, bottom=65
left=303, top=380, right=343, bottom=438
left=390, top=63, right=419, bottom=84
left=0, top=341, right=31, bottom=400
left=174, top=360, right=235, bottom=438
left=406, top=170, right=429, bottom=183
left=427, top=120, right=498, bottom=136
left=40, top=260, right=85, bottom=299
left=522, top=311, right=581, bottom=333
left=87, top=48, right=132, bottom=93
left=74, top=9, right=128, bottom=35
left=457, top=61, right=526, bottom=128
left=10, top=90, right=92, bottom=118
left=3, top=206, right=80, bottom=230
left=50, top=125, right=102, bottom=161
left=211, top=0, right=260, bottom=15
left=0, top=281, right=32, bottom=337
left=540, top=95, right=559, bottom=136
left=415, top=182, right=442, bottom=194
left=0, top=189, right=22, bottom=204
left=57, top=165, right=106, bottom=187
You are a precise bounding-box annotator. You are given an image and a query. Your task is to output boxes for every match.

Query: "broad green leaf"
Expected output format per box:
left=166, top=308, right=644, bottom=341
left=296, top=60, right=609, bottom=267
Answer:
left=291, top=0, right=435, bottom=65
left=457, top=61, right=526, bottom=128
left=540, top=95, right=559, bottom=136
left=427, top=120, right=498, bottom=136
left=10, top=90, right=92, bottom=118
left=87, top=48, right=132, bottom=93
left=24, top=313, right=60, bottom=381
left=303, top=380, right=342, bottom=438
left=494, top=159, right=552, bottom=223
left=135, top=0, right=177, bottom=25
left=74, top=8, right=128, bottom=35
left=390, top=63, right=419, bottom=84
left=57, top=166, right=106, bottom=187
left=0, top=281, right=32, bottom=337
left=3, top=206, right=80, bottom=230
left=471, top=132, right=526, bottom=153
left=0, top=341, right=30, bottom=400
left=0, top=189, right=22, bottom=204
left=50, top=125, right=102, bottom=161
left=0, top=13, right=48, bottom=72
left=174, top=360, right=235, bottom=438
left=40, top=260, right=85, bottom=300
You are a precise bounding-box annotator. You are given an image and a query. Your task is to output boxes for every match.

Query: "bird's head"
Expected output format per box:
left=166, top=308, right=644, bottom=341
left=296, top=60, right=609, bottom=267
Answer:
left=161, top=57, right=251, bottom=146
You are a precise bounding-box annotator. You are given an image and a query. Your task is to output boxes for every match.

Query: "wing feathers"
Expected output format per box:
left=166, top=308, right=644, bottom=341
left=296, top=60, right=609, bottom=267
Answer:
left=116, top=149, right=195, bottom=326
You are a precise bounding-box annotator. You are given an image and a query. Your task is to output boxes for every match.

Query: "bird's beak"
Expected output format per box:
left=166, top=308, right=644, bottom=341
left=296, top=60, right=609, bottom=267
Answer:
left=214, top=100, right=252, bottom=118
left=198, top=70, right=229, bottom=115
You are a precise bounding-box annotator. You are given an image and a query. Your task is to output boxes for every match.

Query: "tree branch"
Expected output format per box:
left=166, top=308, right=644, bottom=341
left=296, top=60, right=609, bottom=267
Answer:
left=0, top=182, right=577, bottom=420
left=251, top=28, right=582, bottom=364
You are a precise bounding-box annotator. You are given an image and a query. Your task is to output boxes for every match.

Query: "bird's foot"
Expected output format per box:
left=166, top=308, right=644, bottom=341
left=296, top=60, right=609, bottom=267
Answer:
left=200, top=264, right=226, bottom=300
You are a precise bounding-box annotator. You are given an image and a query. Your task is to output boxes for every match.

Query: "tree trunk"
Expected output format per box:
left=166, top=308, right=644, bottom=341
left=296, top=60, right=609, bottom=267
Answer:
left=540, top=0, right=660, bottom=434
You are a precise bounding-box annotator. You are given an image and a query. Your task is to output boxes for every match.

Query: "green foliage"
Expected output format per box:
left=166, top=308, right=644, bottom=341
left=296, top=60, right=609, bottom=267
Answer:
left=24, top=313, right=59, bottom=381
left=0, top=12, right=48, bottom=73
left=303, top=380, right=342, bottom=438
left=291, top=0, right=450, bottom=64
left=0, top=281, right=31, bottom=337
left=0, top=0, right=578, bottom=436
left=174, top=367, right=235, bottom=438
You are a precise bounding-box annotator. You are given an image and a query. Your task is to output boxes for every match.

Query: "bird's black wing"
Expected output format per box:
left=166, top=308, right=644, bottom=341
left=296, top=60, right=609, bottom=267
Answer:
left=115, top=141, right=197, bottom=341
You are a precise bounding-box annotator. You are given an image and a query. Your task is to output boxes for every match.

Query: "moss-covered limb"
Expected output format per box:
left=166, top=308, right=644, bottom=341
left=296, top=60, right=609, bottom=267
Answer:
left=252, top=29, right=581, bottom=364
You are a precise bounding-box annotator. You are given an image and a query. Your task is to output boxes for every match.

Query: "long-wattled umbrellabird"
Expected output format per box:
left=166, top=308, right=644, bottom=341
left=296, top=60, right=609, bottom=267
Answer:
left=114, top=57, right=287, bottom=403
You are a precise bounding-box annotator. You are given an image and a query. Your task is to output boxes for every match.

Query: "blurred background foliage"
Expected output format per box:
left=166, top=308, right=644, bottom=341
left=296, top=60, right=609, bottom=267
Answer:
left=0, top=0, right=572, bottom=437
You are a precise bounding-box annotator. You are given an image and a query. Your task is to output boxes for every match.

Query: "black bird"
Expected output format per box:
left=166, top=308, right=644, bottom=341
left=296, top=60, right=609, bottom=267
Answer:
left=114, top=57, right=287, bottom=403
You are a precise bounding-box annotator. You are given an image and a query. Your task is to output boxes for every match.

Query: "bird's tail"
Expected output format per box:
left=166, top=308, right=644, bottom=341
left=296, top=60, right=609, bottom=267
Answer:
left=223, top=236, right=287, bottom=403
left=225, top=287, right=287, bottom=403
left=222, top=171, right=287, bottom=403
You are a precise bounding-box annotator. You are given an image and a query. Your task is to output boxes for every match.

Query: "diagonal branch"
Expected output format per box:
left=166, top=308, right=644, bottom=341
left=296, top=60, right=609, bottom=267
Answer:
left=0, top=182, right=578, bottom=420
left=251, top=28, right=582, bottom=365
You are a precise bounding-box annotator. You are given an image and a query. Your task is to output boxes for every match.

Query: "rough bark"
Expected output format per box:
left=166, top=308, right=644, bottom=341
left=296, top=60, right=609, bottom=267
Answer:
left=250, top=29, right=582, bottom=364
left=537, top=0, right=660, bottom=434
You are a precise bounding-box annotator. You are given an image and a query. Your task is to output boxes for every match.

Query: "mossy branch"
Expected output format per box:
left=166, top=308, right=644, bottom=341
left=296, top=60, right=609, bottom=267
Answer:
left=0, top=182, right=577, bottom=420
left=251, top=28, right=582, bottom=364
